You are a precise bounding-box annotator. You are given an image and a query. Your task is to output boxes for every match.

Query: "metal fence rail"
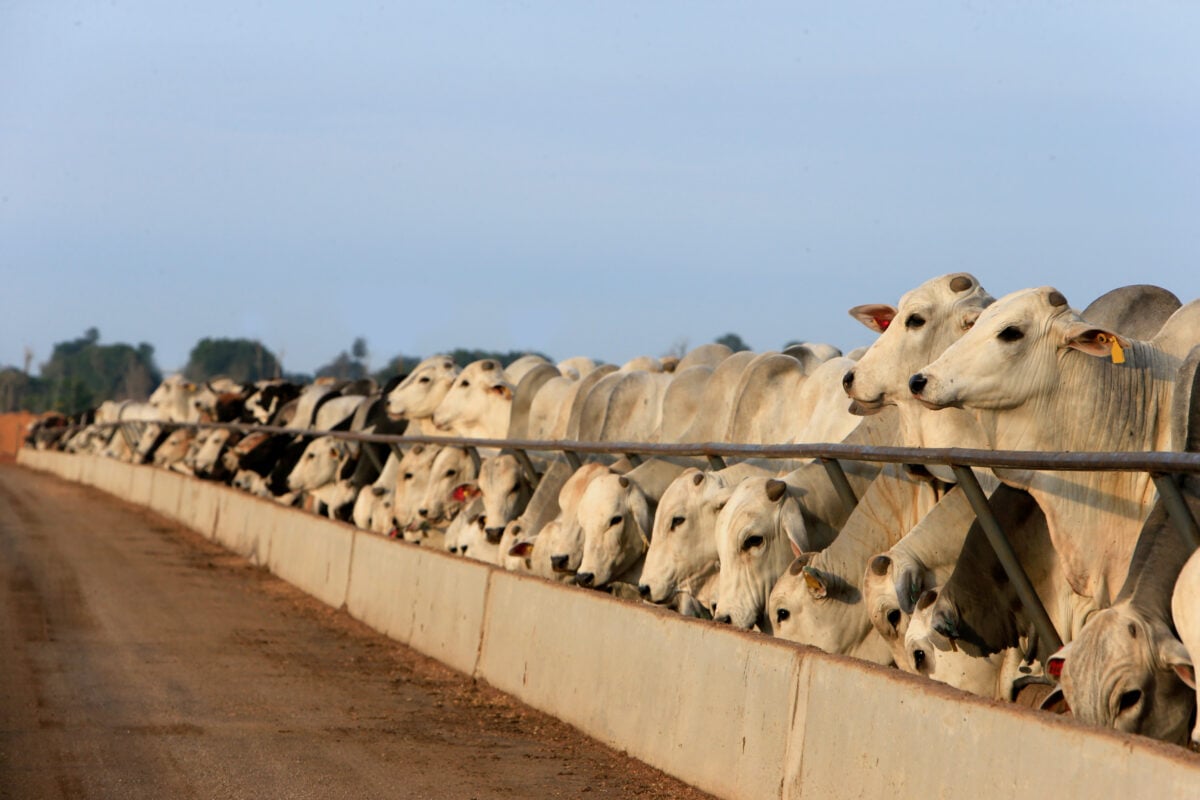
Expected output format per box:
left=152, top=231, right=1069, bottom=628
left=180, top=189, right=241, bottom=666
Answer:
left=37, top=418, right=1200, bottom=655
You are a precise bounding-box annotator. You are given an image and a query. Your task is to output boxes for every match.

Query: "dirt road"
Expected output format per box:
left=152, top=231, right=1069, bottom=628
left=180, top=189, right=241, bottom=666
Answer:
left=0, top=464, right=710, bottom=799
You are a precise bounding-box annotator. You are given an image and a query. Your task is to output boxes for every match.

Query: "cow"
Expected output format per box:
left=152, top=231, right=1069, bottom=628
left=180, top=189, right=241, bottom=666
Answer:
left=385, top=355, right=459, bottom=433
left=391, top=444, right=441, bottom=536
left=1170, top=547, right=1200, bottom=748
left=911, top=288, right=1200, bottom=610
left=1042, top=476, right=1198, bottom=743
left=574, top=459, right=688, bottom=591
left=639, top=463, right=773, bottom=618
left=714, top=475, right=835, bottom=634
left=286, top=436, right=358, bottom=518
left=477, top=452, right=536, bottom=549
left=892, top=284, right=1193, bottom=695
left=409, top=446, right=479, bottom=545
left=431, top=360, right=515, bottom=440
left=542, top=463, right=619, bottom=579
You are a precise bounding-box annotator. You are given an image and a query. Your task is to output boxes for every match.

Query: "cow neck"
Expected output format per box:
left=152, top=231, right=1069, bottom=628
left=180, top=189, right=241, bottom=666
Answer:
left=812, top=462, right=941, bottom=591
left=988, top=340, right=1178, bottom=603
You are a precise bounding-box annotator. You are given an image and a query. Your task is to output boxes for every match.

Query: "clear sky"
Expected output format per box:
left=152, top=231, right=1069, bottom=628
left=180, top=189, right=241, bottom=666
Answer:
left=3, top=2, right=1198, bottom=376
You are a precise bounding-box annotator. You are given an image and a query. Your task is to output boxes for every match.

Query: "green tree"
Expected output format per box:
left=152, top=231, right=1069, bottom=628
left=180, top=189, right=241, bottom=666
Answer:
left=37, top=329, right=162, bottom=414
left=184, top=338, right=281, bottom=384
left=715, top=332, right=751, bottom=352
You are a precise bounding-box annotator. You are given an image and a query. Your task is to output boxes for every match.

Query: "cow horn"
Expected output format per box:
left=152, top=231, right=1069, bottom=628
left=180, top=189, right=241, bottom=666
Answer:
left=1047, top=290, right=1068, bottom=308
left=869, top=554, right=891, bottom=577
left=692, top=471, right=705, bottom=486
left=765, top=479, right=787, bottom=502
left=618, top=475, right=630, bottom=489
left=949, top=275, right=972, bottom=293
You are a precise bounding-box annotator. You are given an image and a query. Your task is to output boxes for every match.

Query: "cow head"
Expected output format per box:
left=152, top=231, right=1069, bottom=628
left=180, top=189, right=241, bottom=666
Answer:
left=640, top=468, right=729, bottom=605
left=910, top=286, right=1130, bottom=412
left=415, top=446, right=478, bottom=526
left=386, top=357, right=458, bottom=420
left=1046, top=607, right=1195, bottom=744
left=575, top=474, right=653, bottom=590
left=768, top=553, right=893, bottom=664
left=845, top=273, right=993, bottom=414
left=478, top=454, right=533, bottom=544
left=430, top=359, right=514, bottom=437
left=287, top=436, right=352, bottom=493
left=714, top=478, right=808, bottom=633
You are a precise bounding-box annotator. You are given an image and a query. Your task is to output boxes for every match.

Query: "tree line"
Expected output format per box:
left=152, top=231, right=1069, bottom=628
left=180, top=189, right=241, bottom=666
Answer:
left=2, top=329, right=756, bottom=416
left=0, top=330, right=551, bottom=415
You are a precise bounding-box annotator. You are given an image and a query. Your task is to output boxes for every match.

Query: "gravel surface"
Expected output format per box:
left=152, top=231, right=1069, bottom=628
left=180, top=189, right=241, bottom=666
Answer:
left=0, top=463, right=712, bottom=800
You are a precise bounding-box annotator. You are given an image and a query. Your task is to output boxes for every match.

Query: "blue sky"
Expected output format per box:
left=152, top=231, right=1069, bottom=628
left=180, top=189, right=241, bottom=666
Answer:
left=3, top=2, right=1198, bottom=375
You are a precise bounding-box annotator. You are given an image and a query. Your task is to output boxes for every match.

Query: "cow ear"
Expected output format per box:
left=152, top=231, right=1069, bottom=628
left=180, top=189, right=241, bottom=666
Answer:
left=848, top=304, right=897, bottom=333
left=490, top=384, right=513, bottom=400
left=801, top=566, right=828, bottom=599
left=509, top=541, right=533, bottom=558
left=1046, top=642, right=1074, bottom=680
left=961, top=306, right=984, bottom=331
left=1062, top=322, right=1130, bottom=361
left=1158, top=636, right=1196, bottom=689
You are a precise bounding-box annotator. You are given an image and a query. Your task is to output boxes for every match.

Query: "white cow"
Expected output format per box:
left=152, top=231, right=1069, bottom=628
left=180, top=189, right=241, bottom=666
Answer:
left=714, top=476, right=830, bottom=634
left=410, top=446, right=478, bottom=544
left=286, top=436, right=357, bottom=518
left=913, top=288, right=1200, bottom=608
left=1170, top=547, right=1200, bottom=747
left=431, top=360, right=514, bottom=440
left=639, top=463, right=772, bottom=618
left=1043, top=478, right=1197, bottom=743
left=574, top=459, right=687, bottom=590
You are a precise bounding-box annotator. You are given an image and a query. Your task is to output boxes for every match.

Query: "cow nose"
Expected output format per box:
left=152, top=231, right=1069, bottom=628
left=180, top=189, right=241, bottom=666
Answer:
left=550, top=554, right=569, bottom=571
left=908, top=373, right=928, bottom=395
left=484, top=527, right=505, bottom=543
left=576, top=572, right=595, bottom=587
left=716, top=614, right=732, bottom=625
left=913, top=649, right=926, bottom=669
left=637, top=584, right=651, bottom=598
left=841, top=370, right=855, bottom=391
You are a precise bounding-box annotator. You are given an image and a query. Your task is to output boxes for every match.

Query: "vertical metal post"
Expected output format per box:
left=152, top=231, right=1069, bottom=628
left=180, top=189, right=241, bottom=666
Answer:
left=1151, top=473, right=1200, bottom=551
left=564, top=451, right=583, bottom=471
left=511, top=448, right=542, bottom=488
left=820, top=458, right=858, bottom=515
left=950, top=464, right=1063, bottom=653
left=466, top=446, right=482, bottom=475
left=362, top=442, right=385, bottom=473
left=388, top=442, right=406, bottom=462
left=707, top=454, right=727, bottom=471
left=624, top=453, right=643, bottom=467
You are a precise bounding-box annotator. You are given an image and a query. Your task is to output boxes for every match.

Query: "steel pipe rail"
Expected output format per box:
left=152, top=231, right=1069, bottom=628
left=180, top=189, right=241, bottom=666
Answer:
left=69, top=420, right=1200, bottom=474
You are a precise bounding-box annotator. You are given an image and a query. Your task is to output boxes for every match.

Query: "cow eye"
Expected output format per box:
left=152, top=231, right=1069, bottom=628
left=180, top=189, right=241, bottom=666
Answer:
left=742, top=535, right=764, bottom=551
left=1117, top=689, right=1142, bottom=714
left=403, top=472, right=414, bottom=480
left=445, top=469, right=457, bottom=477
left=670, top=515, right=685, bottom=531
left=460, top=380, right=470, bottom=388
left=609, top=515, right=623, bottom=527
left=419, top=376, right=430, bottom=384
left=776, top=607, right=790, bottom=623
left=905, top=314, right=926, bottom=329
left=508, top=486, right=519, bottom=495
left=998, top=326, right=1024, bottom=342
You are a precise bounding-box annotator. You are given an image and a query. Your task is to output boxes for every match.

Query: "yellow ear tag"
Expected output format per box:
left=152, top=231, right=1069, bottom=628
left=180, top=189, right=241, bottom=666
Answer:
left=1111, top=338, right=1125, bottom=364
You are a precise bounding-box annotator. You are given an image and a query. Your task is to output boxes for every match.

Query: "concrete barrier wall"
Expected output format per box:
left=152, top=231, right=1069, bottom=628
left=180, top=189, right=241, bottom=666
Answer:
left=347, top=532, right=491, bottom=676
left=17, top=449, right=1200, bottom=799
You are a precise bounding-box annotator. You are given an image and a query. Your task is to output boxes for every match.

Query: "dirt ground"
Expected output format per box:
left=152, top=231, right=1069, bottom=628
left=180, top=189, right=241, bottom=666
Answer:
left=0, top=463, right=712, bottom=800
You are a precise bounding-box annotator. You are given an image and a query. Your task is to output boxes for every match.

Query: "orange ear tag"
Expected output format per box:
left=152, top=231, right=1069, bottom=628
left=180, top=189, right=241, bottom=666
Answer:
left=1111, top=339, right=1125, bottom=364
